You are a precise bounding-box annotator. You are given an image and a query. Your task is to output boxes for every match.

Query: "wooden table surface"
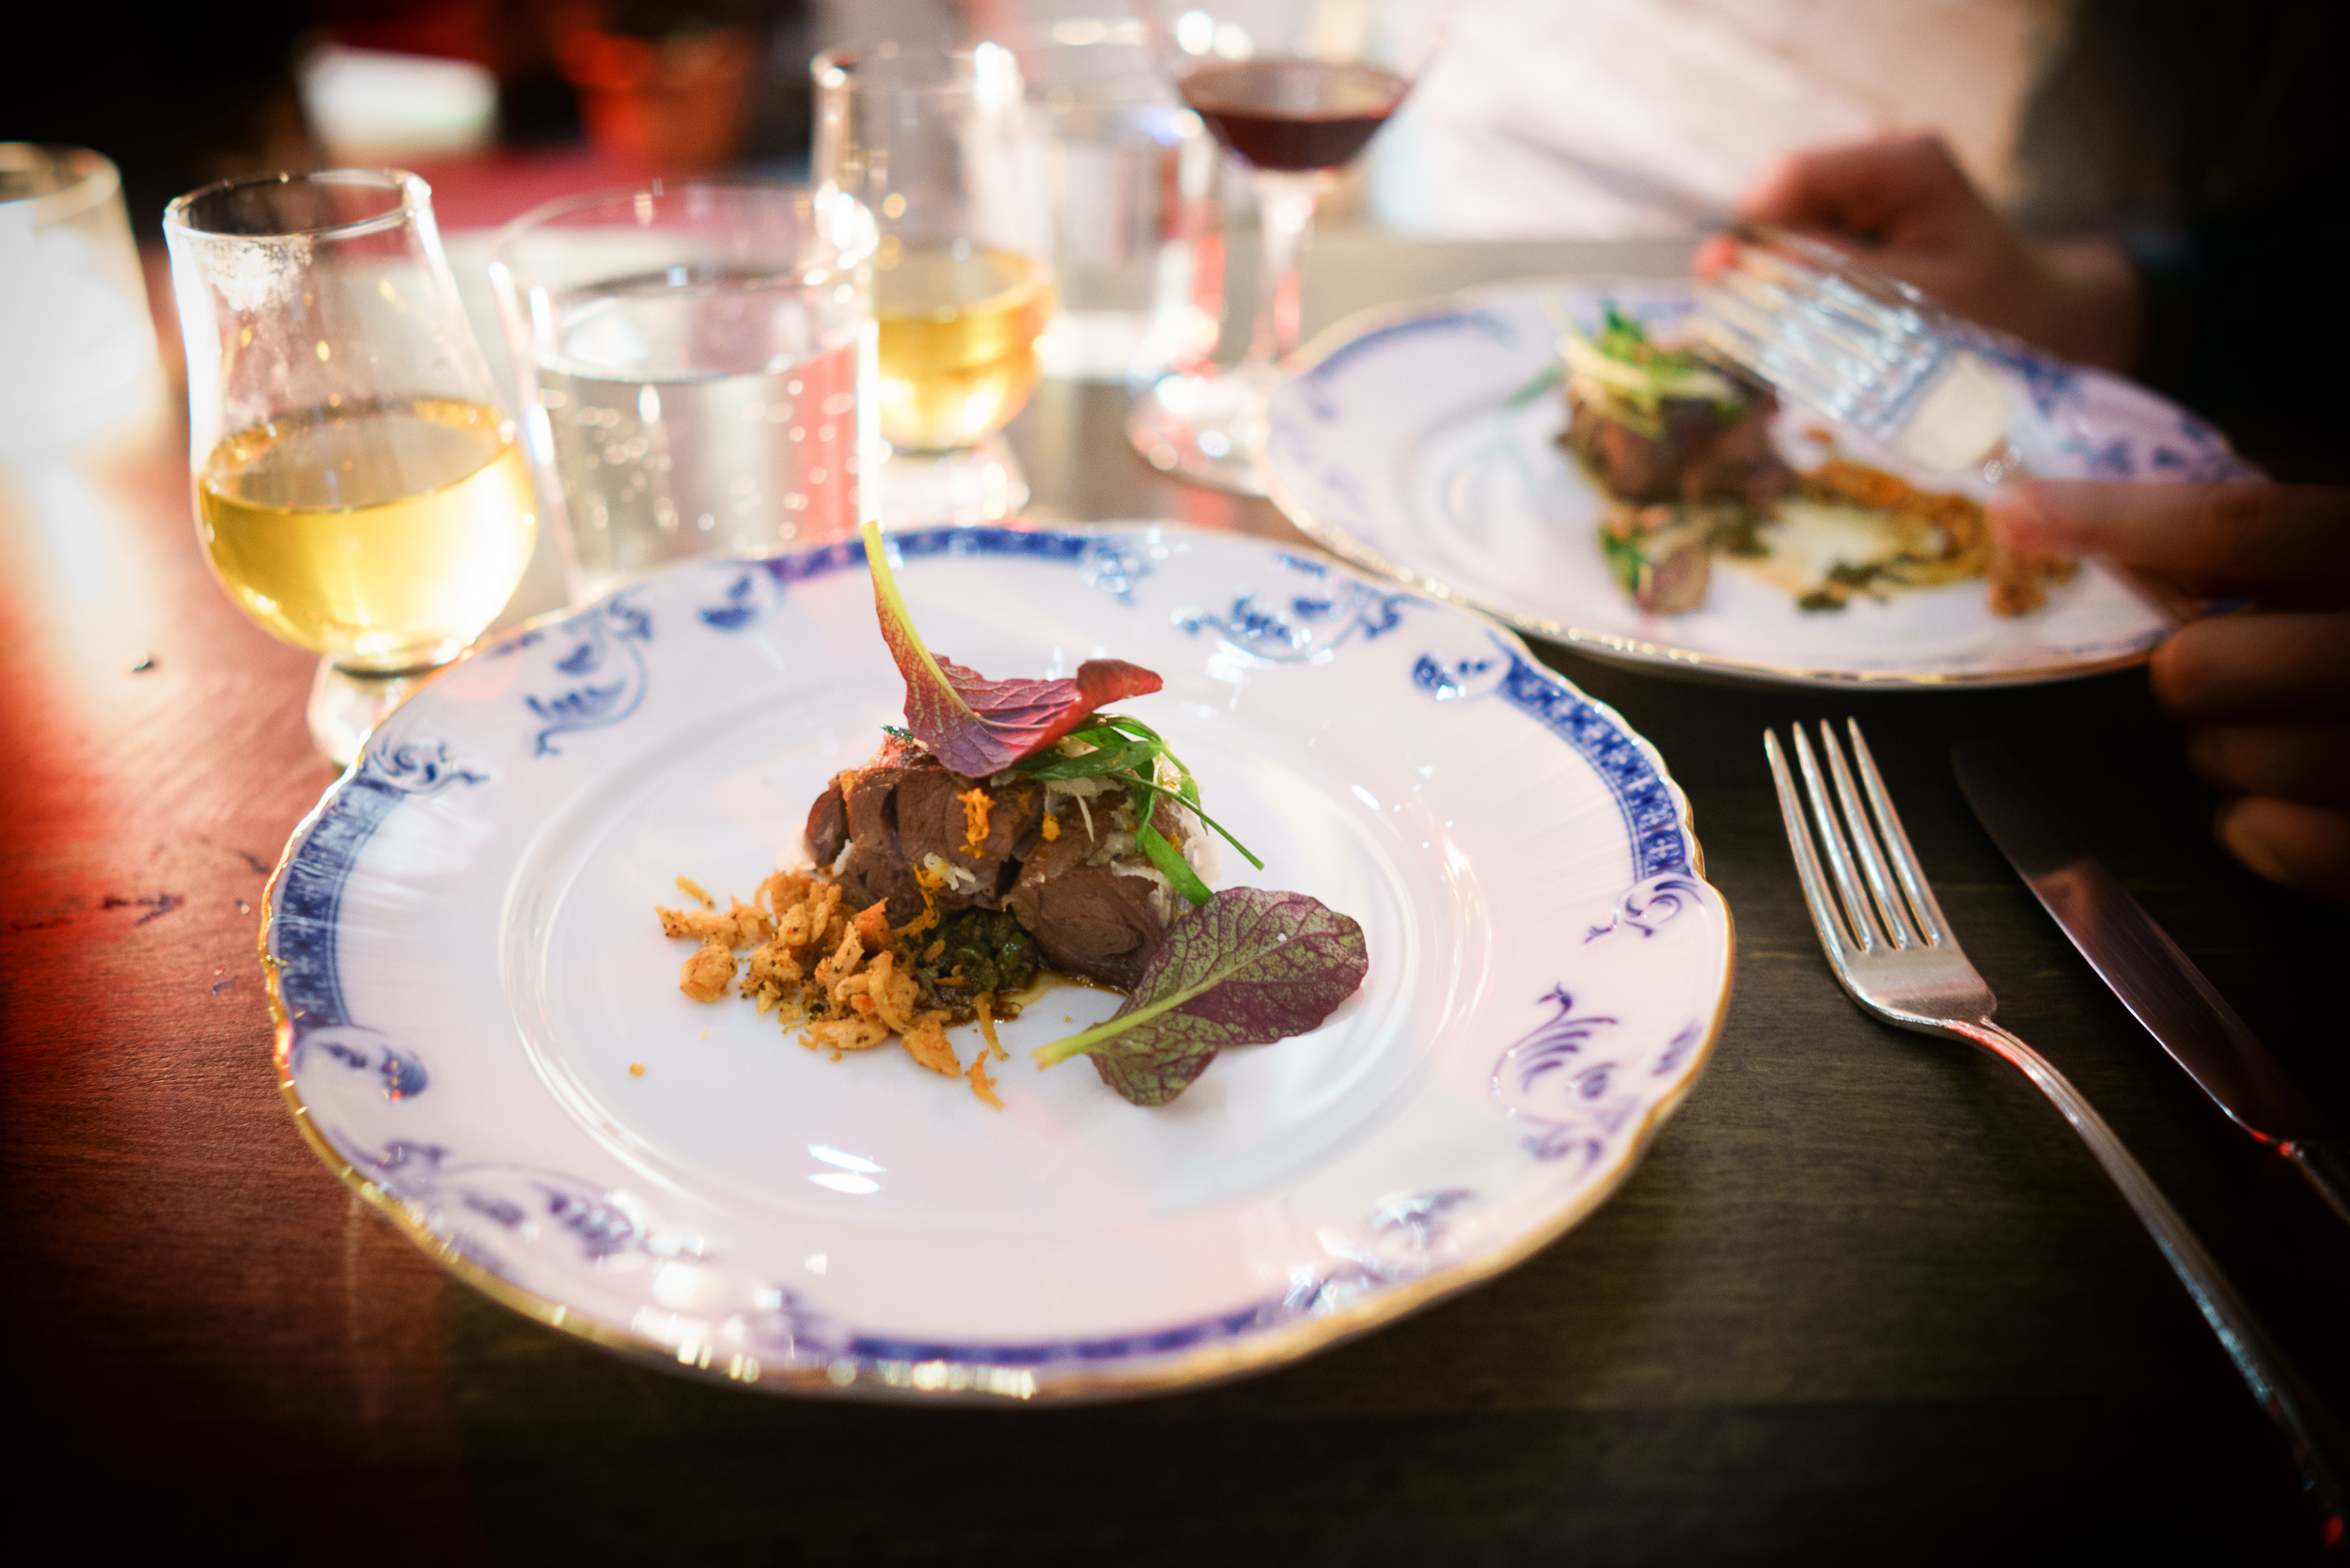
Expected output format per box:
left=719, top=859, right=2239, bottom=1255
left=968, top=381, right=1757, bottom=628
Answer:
left=6, top=235, right=2347, bottom=1564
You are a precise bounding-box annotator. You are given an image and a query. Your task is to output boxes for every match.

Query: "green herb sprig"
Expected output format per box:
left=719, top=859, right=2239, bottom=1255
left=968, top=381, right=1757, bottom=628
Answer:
left=1010, top=713, right=1261, bottom=906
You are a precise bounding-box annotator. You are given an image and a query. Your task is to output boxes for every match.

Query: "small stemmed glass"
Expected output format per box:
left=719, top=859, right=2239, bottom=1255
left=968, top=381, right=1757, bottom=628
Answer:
left=1125, top=0, right=1455, bottom=494
left=165, top=171, right=536, bottom=764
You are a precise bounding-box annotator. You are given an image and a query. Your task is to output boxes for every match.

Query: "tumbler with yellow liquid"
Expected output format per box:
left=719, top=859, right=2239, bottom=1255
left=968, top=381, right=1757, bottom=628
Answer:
left=818, top=42, right=1054, bottom=524
left=166, top=171, right=536, bottom=762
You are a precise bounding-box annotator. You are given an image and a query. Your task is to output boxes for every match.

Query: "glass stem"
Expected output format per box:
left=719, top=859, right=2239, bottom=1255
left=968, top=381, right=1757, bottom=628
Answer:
left=1243, top=170, right=1329, bottom=370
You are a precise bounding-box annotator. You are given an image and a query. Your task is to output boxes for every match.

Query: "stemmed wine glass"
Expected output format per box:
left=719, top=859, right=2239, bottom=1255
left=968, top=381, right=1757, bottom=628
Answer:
left=1125, top=0, right=1455, bottom=494
left=165, top=171, right=537, bottom=764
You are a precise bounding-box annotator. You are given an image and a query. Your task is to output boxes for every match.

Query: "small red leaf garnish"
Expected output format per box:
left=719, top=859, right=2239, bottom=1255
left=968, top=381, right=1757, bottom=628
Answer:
left=864, top=522, right=1165, bottom=777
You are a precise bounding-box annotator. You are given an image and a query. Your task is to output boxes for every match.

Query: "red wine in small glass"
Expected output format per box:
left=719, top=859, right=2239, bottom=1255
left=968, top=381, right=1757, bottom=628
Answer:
left=1178, top=58, right=1410, bottom=173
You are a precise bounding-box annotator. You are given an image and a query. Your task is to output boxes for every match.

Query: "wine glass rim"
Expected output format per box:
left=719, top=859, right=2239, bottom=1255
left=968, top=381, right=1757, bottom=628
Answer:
left=983, top=16, right=1152, bottom=49
left=164, top=168, right=429, bottom=243
left=0, top=143, right=123, bottom=227
left=811, top=40, right=1015, bottom=95
left=492, top=177, right=819, bottom=243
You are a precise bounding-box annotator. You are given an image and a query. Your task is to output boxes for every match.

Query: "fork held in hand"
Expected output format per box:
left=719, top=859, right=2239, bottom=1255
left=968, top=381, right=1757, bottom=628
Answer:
left=1698, top=225, right=2023, bottom=478
left=1768, top=719, right=2348, bottom=1545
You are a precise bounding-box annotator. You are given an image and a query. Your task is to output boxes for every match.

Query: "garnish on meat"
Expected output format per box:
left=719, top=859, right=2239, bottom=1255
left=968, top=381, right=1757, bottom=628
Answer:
left=654, top=524, right=1365, bottom=1108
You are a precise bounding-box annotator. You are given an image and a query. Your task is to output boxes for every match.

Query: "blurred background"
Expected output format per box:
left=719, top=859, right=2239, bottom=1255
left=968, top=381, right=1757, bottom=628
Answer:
left=8, top=0, right=2336, bottom=242
left=7, top=0, right=2341, bottom=474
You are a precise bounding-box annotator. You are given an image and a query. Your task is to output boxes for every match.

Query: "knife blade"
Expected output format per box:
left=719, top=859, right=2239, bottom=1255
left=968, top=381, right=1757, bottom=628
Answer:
left=1951, top=737, right=2350, bottom=1229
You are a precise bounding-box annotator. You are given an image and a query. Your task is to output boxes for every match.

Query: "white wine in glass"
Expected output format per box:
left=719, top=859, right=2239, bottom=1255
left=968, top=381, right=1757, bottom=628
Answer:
left=197, top=396, right=533, bottom=666
left=816, top=42, right=1054, bottom=525
left=166, top=171, right=536, bottom=763
left=874, top=243, right=1054, bottom=454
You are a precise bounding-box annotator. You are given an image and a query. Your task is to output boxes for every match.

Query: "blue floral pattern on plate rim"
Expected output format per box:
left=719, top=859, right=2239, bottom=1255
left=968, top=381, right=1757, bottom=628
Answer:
left=259, top=522, right=1732, bottom=1402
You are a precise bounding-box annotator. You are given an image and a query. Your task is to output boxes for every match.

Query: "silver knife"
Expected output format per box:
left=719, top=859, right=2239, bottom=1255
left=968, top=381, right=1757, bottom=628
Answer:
left=1951, top=738, right=2350, bottom=1229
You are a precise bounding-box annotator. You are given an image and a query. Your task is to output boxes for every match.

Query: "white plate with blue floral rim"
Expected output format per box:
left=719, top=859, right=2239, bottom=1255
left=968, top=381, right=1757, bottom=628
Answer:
left=1262, top=282, right=2258, bottom=689
left=262, top=522, right=1732, bottom=1403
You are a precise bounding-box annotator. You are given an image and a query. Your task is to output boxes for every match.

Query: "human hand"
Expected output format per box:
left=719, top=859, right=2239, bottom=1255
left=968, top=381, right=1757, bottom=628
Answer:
left=1992, top=480, right=2350, bottom=904
left=1697, top=134, right=2141, bottom=373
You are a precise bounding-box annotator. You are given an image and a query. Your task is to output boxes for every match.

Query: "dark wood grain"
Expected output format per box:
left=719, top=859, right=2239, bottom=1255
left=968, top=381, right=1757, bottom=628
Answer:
left=5, top=237, right=2343, bottom=1563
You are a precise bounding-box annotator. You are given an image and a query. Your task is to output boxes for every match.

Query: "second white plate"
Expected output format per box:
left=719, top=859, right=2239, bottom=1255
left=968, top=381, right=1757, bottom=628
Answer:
left=1262, top=282, right=2253, bottom=688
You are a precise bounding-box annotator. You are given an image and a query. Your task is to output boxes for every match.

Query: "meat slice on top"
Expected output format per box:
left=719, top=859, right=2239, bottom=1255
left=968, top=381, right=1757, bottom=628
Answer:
left=890, top=766, right=1042, bottom=903
left=812, top=739, right=1056, bottom=930
left=1566, top=384, right=1794, bottom=510
left=802, top=736, right=1183, bottom=990
left=1003, top=807, right=1167, bottom=991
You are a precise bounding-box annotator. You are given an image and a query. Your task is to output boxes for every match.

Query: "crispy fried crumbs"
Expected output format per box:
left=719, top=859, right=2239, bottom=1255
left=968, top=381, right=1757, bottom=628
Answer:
left=967, top=1051, right=1003, bottom=1108
left=656, top=865, right=1013, bottom=1105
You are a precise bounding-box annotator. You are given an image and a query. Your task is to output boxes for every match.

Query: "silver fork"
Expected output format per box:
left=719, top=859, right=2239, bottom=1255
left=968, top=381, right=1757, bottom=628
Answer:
left=1768, top=718, right=2346, bottom=1542
left=1697, top=225, right=2026, bottom=479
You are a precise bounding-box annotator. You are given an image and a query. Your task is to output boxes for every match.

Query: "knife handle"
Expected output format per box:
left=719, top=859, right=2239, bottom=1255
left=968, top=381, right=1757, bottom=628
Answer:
left=1953, top=1018, right=2348, bottom=1550
left=2283, top=1139, right=2350, bottom=1232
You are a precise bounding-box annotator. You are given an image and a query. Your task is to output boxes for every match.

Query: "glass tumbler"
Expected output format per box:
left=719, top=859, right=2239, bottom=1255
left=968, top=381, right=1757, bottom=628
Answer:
left=0, top=144, right=157, bottom=460
left=997, top=19, right=1221, bottom=384
left=165, top=170, right=538, bottom=765
left=490, top=181, right=877, bottom=604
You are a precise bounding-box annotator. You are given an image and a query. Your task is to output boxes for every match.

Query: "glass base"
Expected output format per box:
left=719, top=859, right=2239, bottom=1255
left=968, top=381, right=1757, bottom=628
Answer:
left=874, top=437, right=1027, bottom=526
left=1124, top=364, right=1276, bottom=497
left=307, top=657, right=428, bottom=768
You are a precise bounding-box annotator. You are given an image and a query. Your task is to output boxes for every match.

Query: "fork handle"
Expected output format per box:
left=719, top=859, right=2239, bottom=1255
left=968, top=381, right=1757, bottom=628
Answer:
left=1952, top=1018, right=2349, bottom=1545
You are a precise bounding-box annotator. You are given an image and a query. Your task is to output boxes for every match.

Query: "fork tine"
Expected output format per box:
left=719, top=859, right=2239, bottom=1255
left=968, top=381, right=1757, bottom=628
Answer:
left=1763, top=729, right=1855, bottom=963
left=1844, top=719, right=1954, bottom=944
left=1791, top=726, right=1887, bottom=951
left=1817, top=721, right=1920, bottom=949
left=1699, top=239, right=1959, bottom=441
left=1718, top=244, right=1933, bottom=365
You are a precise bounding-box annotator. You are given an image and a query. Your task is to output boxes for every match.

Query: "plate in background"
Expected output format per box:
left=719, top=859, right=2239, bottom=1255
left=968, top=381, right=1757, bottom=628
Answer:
left=1261, top=284, right=2252, bottom=688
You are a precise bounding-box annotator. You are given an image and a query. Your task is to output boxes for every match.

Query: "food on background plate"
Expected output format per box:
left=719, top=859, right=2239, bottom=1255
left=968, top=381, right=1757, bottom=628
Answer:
left=656, top=523, right=1369, bottom=1108
left=1560, top=305, right=1794, bottom=511
left=1558, top=305, right=1791, bottom=615
left=1794, top=457, right=2076, bottom=616
left=1548, top=305, right=2075, bottom=618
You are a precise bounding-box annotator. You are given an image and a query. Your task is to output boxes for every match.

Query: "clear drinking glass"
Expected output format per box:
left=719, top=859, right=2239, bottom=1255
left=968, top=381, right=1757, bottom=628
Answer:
left=813, top=41, right=1054, bottom=525
left=0, top=145, right=157, bottom=460
left=1126, top=0, right=1456, bottom=494
left=996, top=18, right=1221, bottom=384
left=165, top=171, right=537, bottom=764
left=489, top=181, right=877, bottom=604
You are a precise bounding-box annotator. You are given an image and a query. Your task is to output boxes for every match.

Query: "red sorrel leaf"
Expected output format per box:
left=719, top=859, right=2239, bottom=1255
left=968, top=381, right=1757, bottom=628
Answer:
left=1032, top=886, right=1369, bottom=1105
left=864, top=521, right=1163, bottom=777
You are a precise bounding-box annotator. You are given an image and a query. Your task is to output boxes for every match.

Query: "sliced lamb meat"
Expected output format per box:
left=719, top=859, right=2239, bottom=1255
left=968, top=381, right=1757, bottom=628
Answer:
left=835, top=760, right=932, bottom=925
left=890, top=767, right=1044, bottom=904
left=1002, top=809, right=1167, bottom=990
left=807, top=738, right=1183, bottom=988
left=805, top=777, right=849, bottom=867
left=1564, top=383, right=1794, bottom=510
